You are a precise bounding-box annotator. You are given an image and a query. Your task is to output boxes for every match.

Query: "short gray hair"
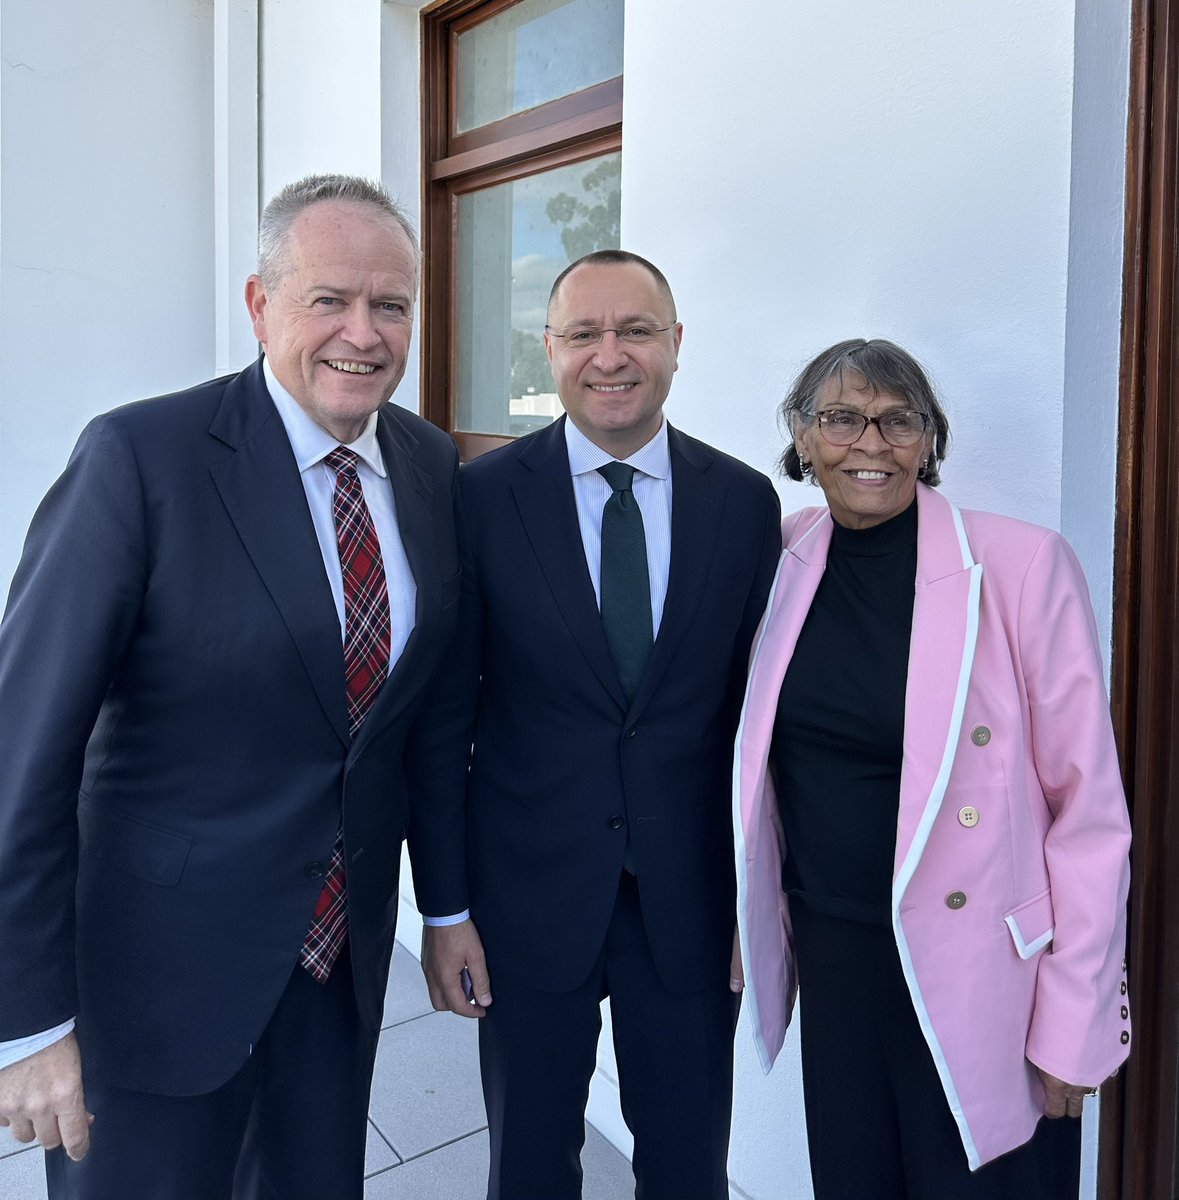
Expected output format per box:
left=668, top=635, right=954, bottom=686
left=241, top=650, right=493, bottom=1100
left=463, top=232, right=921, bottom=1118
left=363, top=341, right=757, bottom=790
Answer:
left=779, top=338, right=950, bottom=487
left=256, top=174, right=420, bottom=290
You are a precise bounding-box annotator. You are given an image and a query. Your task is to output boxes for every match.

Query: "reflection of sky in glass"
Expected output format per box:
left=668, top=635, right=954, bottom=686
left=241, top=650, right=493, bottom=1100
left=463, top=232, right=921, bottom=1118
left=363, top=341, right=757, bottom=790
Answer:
left=455, top=153, right=620, bottom=431
left=509, top=155, right=620, bottom=332
left=456, top=0, right=622, bottom=132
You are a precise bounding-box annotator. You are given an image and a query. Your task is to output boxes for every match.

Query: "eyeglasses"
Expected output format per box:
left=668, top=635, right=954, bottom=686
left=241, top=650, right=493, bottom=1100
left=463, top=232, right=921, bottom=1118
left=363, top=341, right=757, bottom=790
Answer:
left=544, top=324, right=675, bottom=348
left=814, top=409, right=930, bottom=448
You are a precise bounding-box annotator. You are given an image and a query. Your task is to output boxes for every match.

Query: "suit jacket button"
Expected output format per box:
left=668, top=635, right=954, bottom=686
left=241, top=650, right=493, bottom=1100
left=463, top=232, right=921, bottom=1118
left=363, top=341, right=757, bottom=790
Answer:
left=970, top=725, right=992, bottom=746
left=625, top=726, right=638, bottom=739
left=1121, top=1005, right=1129, bottom=1019
left=304, top=861, right=325, bottom=879
left=608, top=815, right=626, bottom=830
left=1121, top=981, right=1128, bottom=995
left=957, top=806, right=980, bottom=828
left=945, top=890, right=968, bottom=910
left=1121, top=1030, right=1130, bottom=1044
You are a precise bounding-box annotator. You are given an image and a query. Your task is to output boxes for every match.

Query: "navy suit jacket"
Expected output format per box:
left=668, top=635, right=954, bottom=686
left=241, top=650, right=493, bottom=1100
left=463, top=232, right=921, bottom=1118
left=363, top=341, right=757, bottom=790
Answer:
left=0, top=359, right=459, bottom=1095
left=408, top=416, right=780, bottom=995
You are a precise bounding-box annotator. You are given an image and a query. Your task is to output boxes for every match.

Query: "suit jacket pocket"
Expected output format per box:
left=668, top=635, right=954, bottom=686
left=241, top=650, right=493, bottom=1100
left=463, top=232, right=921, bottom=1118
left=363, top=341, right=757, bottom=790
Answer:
left=78, top=801, right=192, bottom=886
left=1004, top=888, right=1055, bottom=960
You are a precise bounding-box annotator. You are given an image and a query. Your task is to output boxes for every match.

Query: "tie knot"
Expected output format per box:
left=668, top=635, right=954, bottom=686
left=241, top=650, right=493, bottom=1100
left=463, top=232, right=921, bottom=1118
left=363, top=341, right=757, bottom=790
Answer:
left=324, top=447, right=359, bottom=478
left=598, top=461, right=636, bottom=493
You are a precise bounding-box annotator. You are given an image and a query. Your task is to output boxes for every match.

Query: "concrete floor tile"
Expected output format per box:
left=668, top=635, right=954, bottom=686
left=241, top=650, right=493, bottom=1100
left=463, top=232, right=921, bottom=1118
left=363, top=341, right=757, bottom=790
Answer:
left=582, top=1124, right=635, bottom=1199
left=365, top=1118, right=401, bottom=1176
left=0, top=1144, right=47, bottom=1199
left=367, top=1011, right=486, bottom=1160
left=382, top=941, right=435, bottom=1029
left=0, top=1124, right=32, bottom=1159
left=364, top=1130, right=488, bottom=1198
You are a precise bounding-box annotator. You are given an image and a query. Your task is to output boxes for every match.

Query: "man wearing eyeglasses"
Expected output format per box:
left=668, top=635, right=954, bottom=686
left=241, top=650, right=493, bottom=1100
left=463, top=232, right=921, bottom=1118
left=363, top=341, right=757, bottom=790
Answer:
left=408, top=250, right=781, bottom=1199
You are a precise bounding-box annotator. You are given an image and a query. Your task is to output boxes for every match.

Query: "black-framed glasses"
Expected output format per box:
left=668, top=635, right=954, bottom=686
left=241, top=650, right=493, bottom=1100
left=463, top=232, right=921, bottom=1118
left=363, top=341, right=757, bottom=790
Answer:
left=544, top=323, right=675, bottom=348
left=814, top=409, right=930, bottom=448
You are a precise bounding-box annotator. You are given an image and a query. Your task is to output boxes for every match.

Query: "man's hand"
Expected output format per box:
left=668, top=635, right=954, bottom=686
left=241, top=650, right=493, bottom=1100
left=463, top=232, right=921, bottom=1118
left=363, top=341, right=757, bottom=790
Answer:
left=730, top=925, right=745, bottom=993
left=0, top=1033, right=92, bottom=1160
left=421, top=920, right=493, bottom=1017
left=1037, top=1067, right=1094, bottom=1119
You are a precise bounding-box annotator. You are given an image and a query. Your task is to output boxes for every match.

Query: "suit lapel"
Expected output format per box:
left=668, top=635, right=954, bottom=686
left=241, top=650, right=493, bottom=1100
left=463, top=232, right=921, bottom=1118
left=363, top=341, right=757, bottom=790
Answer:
left=208, top=361, right=351, bottom=748
left=627, top=427, right=723, bottom=715
left=892, top=485, right=982, bottom=899
left=512, top=419, right=628, bottom=709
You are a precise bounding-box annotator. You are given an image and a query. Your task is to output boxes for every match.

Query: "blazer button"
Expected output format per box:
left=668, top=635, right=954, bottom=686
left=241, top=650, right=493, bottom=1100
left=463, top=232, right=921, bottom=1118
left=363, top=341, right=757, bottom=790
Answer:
left=945, top=891, right=968, bottom=910
left=608, top=815, right=626, bottom=830
left=957, top=806, right=980, bottom=828
left=304, top=861, right=325, bottom=879
left=625, top=726, right=639, bottom=739
left=1121, top=981, right=1128, bottom=995
left=970, top=725, right=992, bottom=746
left=1121, top=1031, right=1130, bottom=1044
left=1121, top=1005, right=1129, bottom=1020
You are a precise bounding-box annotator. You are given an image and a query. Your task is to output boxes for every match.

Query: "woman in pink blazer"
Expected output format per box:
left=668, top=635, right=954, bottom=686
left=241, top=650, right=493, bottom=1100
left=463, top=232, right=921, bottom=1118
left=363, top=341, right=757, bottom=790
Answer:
left=733, top=339, right=1131, bottom=1198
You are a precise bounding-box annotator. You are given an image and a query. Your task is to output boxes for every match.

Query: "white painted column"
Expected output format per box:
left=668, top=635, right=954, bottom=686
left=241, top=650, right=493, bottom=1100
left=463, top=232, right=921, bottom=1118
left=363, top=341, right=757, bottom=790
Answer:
left=214, top=0, right=261, bottom=374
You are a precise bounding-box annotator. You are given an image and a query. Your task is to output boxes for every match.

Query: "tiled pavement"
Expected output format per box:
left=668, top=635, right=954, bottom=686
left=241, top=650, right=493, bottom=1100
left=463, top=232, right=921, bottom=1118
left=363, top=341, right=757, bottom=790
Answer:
left=0, top=942, right=634, bottom=1199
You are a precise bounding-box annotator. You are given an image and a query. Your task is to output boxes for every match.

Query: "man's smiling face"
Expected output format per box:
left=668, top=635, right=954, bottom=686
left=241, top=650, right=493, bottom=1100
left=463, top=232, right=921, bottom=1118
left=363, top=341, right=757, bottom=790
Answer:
left=544, top=260, right=682, bottom=458
left=246, top=199, right=417, bottom=443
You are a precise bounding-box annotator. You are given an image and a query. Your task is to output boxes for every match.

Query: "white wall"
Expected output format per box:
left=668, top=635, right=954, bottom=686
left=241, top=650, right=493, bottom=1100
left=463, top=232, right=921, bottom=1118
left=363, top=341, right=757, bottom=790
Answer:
left=0, top=0, right=216, bottom=592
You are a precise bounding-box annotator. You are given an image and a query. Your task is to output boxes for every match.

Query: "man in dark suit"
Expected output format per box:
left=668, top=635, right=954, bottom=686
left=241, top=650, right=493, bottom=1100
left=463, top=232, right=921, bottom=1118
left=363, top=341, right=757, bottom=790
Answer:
left=0, top=174, right=459, bottom=1199
left=409, top=250, right=781, bottom=1199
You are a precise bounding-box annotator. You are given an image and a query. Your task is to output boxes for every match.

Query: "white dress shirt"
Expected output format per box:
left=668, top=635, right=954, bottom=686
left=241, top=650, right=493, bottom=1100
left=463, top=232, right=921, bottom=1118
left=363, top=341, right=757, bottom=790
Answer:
left=422, top=415, right=674, bottom=926
left=0, top=362, right=416, bottom=1071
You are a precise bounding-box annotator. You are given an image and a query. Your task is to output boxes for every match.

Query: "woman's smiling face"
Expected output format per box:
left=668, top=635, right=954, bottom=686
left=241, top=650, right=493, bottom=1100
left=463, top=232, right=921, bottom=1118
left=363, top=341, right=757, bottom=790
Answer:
left=794, top=373, right=933, bottom=530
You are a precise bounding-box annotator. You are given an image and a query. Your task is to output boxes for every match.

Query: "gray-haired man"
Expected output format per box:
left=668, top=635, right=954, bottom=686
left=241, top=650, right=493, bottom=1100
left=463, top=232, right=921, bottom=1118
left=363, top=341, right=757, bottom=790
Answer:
left=0, top=174, right=459, bottom=1198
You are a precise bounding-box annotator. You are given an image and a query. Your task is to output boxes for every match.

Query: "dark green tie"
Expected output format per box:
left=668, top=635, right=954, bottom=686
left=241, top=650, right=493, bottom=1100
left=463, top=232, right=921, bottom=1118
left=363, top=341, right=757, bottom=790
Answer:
left=597, top=461, right=653, bottom=702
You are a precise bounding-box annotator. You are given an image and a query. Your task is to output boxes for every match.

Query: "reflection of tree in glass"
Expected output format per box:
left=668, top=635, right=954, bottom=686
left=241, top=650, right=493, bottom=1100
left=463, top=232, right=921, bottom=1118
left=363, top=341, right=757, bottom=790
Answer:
left=511, top=328, right=554, bottom=397
left=544, top=158, right=621, bottom=261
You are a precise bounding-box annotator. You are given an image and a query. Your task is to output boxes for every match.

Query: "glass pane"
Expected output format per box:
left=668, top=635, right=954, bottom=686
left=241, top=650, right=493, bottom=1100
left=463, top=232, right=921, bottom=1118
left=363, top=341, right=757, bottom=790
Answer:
left=454, top=153, right=621, bottom=437
left=455, top=0, right=623, bottom=133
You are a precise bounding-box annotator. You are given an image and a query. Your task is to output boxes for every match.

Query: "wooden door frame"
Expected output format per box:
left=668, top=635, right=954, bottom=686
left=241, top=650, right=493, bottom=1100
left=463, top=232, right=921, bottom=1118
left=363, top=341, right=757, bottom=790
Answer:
left=1100, top=0, right=1179, bottom=1194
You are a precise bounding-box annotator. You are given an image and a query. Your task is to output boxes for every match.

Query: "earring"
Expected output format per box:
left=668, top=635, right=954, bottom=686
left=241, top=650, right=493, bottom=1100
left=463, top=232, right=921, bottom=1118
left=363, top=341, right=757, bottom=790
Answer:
left=799, top=458, right=810, bottom=474
left=918, top=458, right=929, bottom=478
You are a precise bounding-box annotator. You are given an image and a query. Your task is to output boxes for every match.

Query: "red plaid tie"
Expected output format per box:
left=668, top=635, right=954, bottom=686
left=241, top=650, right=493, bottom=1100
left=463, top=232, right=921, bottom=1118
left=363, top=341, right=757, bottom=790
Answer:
left=300, top=446, right=392, bottom=981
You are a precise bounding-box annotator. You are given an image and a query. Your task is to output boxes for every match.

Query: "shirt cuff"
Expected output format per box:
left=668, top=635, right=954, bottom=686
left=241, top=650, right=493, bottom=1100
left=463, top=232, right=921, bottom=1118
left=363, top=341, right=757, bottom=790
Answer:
left=0, top=1019, right=76, bottom=1071
left=422, top=910, right=471, bottom=927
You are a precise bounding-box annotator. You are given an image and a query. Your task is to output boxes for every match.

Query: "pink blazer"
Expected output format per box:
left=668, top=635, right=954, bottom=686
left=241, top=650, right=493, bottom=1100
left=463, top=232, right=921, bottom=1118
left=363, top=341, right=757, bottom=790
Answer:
left=733, top=484, right=1131, bottom=1169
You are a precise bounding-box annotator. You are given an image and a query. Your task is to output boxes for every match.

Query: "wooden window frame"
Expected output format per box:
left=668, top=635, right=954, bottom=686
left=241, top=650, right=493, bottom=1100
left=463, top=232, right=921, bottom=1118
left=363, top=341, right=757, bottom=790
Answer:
left=421, top=0, right=623, bottom=460
left=1099, top=0, right=1179, bottom=1195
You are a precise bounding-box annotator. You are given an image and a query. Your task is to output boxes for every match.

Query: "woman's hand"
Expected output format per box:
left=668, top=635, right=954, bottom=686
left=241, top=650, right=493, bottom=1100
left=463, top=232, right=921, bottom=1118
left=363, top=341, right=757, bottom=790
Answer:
left=1037, top=1067, right=1095, bottom=1119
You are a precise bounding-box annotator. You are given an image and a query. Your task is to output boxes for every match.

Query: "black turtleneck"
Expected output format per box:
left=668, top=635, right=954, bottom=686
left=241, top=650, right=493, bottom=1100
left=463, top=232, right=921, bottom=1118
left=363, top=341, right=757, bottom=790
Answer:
left=770, top=498, right=918, bottom=927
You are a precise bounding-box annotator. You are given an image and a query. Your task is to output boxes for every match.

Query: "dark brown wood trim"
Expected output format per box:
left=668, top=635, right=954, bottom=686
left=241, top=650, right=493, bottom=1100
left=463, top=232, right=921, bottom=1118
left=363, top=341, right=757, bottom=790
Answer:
left=1101, top=0, right=1179, bottom=1195
left=432, top=107, right=622, bottom=184
left=445, top=130, right=622, bottom=194
left=450, top=78, right=623, bottom=153
left=454, top=430, right=518, bottom=461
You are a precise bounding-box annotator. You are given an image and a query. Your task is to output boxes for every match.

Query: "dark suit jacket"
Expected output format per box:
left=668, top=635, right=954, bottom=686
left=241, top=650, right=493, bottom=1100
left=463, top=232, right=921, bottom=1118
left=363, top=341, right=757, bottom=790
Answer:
left=408, top=416, right=780, bottom=995
left=0, top=359, right=459, bottom=1095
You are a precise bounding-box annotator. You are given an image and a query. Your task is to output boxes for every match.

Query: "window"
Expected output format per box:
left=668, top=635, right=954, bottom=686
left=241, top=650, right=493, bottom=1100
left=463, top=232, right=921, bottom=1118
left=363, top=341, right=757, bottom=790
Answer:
left=422, top=0, right=623, bottom=459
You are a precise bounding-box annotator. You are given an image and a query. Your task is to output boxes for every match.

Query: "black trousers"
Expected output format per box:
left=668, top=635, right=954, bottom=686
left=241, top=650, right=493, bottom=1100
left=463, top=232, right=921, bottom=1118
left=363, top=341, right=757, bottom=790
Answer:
left=478, top=871, right=740, bottom=1200
left=791, top=903, right=1082, bottom=1200
left=45, top=948, right=378, bottom=1200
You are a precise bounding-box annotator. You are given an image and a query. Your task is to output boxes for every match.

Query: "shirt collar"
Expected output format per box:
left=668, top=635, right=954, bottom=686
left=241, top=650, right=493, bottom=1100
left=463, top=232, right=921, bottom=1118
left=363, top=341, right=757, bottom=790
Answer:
left=263, top=356, right=387, bottom=478
left=563, top=414, right=670, bottom=481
